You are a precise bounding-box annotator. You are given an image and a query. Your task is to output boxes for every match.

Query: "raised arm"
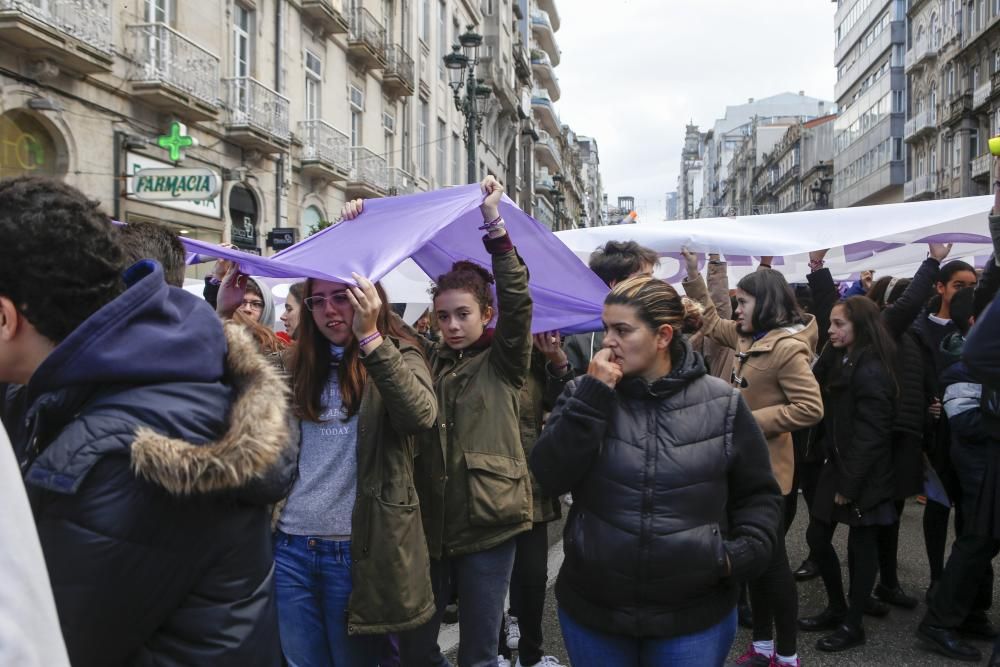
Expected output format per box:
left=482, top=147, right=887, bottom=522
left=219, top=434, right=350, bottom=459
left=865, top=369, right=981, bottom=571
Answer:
left=681, top=249, right=741, bottom=350
left=881, top=246, right=949, bottom=338
left=806, top=249, right=838, bottom=352
left=706, top=254, right=732, bottom=320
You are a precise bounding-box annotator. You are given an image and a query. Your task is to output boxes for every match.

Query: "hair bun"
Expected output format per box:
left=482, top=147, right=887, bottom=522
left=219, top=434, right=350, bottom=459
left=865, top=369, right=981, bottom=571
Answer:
left=680, top=297, right=704, bottom=334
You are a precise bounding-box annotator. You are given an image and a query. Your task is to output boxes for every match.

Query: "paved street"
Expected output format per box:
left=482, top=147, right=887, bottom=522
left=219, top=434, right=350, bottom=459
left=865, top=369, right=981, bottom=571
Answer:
left=441, top=496, right=997, bottom=666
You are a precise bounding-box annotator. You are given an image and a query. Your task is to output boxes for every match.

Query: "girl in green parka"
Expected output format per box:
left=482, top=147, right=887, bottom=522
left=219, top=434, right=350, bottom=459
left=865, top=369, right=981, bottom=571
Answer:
left=344, top=176, right=534, bottom=667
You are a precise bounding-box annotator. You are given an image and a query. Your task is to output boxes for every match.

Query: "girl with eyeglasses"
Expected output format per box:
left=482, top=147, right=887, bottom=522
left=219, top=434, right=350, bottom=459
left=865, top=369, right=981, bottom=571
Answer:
left=269, top=262, right=439, bottom=665
left=682, top=252, right=824, bottom=667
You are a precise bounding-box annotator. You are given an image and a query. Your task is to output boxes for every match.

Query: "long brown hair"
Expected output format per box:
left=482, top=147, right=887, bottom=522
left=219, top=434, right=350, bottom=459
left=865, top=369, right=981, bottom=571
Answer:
left=832, top=296, right=898, bottom=394
left=230, top=308, right=287, bottom=355
left=291, top=279, right=424, bottom=422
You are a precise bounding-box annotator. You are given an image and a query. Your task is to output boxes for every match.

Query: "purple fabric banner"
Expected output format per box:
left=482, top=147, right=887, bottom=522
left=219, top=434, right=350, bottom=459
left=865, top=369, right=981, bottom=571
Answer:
left=180, top=185, right=608, bottom=334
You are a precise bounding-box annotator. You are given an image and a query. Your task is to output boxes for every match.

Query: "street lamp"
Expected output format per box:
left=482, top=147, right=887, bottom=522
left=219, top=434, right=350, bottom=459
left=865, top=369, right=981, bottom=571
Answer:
left=549, top=173, right=565, bottom=230
left=443, top=25, right=493, bottom=184
left=809, top=174, right=833, bottom=209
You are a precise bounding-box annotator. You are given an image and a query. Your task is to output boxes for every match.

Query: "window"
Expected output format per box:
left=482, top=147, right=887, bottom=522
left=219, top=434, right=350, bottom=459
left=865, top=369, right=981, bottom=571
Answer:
left=917, top=151, right=925, bottom=177
left=401, top=100, right=411, bottom=168
left=930, top=147, right=937, bottom=176
left=437, top=119, right=446, bottom=185
left=383, top=0, right=393, bottom=40
left=417, top=101, right=428, bottom=176
left=995, top=109, right=1000, bottom=136
left=145, top=0, right=170, bottom=23
left=419, top=0, right=429, bottom=42
left=452, top=132, right=461, bottom=184
left=438, top=0, right=447, bottom=83
left=384, top=103, right=396, bottom=168
left=350, top=85, right=364, bottom=146
left=401, top=0, right=410, bottom=50
left=971, top=129, right=980, bottom=159
left=305, top=51, right=321, bottom=120
left=233, top=4, right=252, bottom=78
left=947, top=65, right=956, bottom=96
left=954, top=135, right=962, bottom=169
left=973, top=65, right=981, bottom=90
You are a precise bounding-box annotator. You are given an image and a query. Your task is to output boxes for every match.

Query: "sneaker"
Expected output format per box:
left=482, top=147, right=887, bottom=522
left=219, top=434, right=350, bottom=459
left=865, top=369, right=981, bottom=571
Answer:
left=734, top=644, right=771, bottom=666
left=497, top=656, right=512, bottom=667
left=515, top=657, right=566, bottom=667
left=770, top=658, right=800, bottom=667
left=505, top=613, right=521, bottom=650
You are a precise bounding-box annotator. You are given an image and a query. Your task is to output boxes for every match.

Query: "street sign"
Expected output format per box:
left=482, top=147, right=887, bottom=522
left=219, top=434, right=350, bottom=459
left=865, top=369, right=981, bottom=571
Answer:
left=133, top=167, right=221, bottom=201
left=157, top=121, right=196, bottom=161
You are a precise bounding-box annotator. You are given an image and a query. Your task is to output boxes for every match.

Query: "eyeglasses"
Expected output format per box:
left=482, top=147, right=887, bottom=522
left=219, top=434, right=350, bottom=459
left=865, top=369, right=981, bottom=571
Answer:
left=303, top=293, right=351, bottom=311
left=241, top=299, right=265, bottom=311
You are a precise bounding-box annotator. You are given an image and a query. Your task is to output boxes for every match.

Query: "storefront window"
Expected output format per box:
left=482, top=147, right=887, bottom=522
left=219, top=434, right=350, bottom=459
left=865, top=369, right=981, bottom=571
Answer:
left=0, top=110, right=60, bottom=180
left=228, top=184, right=259, bottom=253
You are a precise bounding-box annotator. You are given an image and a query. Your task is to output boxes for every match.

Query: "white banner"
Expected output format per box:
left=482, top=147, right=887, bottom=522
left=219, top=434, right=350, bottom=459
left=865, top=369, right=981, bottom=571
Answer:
left=556, top=195, right=997, bottom=286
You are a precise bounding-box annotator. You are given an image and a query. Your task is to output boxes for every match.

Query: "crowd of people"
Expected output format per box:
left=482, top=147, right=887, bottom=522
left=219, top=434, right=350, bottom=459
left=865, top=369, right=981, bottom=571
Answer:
left=1, top=171, right=999, bottom=667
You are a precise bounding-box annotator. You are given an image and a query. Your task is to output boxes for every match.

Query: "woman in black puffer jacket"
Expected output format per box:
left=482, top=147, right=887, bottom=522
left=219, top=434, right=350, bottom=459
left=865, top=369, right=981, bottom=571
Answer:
left=531, top=275, right=781, bottom=666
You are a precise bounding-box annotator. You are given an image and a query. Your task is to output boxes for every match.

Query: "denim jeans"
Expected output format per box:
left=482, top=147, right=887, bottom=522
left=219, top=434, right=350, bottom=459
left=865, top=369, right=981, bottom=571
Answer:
left=558, top=606, right=737, bottom=667
left=273, top=531, right=378, bottom=667
left=399, top=538, right=517, bottom=667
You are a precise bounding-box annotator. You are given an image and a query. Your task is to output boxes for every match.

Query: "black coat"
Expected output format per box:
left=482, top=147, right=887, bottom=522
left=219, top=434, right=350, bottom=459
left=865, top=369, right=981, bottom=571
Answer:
left=812, top=346, right=896, bottom=515
left=2, top=263, right=294, bottom=667
left=530, top=341, right=781, bottom=639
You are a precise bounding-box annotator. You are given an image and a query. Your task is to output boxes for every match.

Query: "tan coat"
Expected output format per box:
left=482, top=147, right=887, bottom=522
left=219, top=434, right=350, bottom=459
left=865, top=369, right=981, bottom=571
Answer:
left=683, top=274, right=824, bottom=494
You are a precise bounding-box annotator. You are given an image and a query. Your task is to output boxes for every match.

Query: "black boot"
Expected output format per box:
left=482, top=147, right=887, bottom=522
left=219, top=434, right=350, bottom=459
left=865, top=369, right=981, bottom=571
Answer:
left=873, top=583, right=918, bottom=610
left=916, top=622, right=982, bottom=662
left=793, top=559, right=820, bottom=582
left=799, top=606, right=847, bottom=632
left=816, top=623, right=866, bottom=652
left=863, top=597, right=890, bottom=618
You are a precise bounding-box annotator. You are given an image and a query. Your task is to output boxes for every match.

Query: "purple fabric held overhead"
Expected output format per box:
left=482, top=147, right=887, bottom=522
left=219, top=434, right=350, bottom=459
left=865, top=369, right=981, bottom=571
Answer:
left=179, top=185, right=608, bottom=334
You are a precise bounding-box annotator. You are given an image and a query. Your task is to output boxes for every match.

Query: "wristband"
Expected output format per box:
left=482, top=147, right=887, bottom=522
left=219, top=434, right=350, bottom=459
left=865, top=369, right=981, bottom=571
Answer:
left=759, top=263, right=772, bottom=269
left=477, top=215, right=504, bottom=231
left=808, top=259, right=825, bottom=271
left=358, top=331, right=382, bottom=349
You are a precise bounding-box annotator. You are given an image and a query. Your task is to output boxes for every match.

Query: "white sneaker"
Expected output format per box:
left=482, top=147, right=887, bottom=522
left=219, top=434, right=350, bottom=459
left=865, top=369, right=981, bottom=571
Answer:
left=504, top=613, right=521, bottom=650
left=516, top=657, right=566, bottom=667
left=497, top=656, right=512, bottom=667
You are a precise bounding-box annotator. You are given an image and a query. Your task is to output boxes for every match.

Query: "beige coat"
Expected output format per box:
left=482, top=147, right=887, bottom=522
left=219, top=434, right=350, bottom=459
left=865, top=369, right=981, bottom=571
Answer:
left=683, top=274, right=824, bottom=494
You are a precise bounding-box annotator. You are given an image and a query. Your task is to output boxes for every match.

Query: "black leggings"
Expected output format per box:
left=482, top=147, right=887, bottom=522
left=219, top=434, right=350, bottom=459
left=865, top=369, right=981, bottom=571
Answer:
left=749, top=497, right=798, bottom=656
left=876, top=500, right=906, bottom=589
left=807, top=517, right=881, bottom=629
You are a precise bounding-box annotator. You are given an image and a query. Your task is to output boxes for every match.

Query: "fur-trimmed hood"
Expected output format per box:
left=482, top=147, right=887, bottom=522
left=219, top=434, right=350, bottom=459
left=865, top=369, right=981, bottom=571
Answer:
left=131, top=322, right=293, bottom=499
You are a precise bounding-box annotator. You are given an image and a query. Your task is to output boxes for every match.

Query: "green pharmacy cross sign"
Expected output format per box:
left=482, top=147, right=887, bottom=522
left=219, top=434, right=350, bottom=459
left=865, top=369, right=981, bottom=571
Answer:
left=157, top=121, right=196, bottom=162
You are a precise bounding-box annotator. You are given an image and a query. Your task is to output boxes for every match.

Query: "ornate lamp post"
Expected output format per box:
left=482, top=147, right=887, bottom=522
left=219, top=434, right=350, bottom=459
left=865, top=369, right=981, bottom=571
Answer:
left=443, top=26, right=493, bottom=184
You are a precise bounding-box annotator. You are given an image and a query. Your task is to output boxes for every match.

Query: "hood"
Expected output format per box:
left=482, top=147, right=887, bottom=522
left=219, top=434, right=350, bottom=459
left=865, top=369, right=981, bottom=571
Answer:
left=130, top=322, right=292, bottom=498
left=27, top=261, right=226, bottom=400
left=248, top=277, right=277, bottom=330
left=618, top=337, right=707, bottom=399
left=748, top=314, right=818, bottom=353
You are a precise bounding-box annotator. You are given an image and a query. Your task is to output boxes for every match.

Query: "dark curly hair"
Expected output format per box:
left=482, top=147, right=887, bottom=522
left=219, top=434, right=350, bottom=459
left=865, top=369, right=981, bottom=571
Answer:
left=588, top=241, right=659, bottom=287
left=431, top=260, right=495, bottom=312
left=0, top=176, right=125, bottom=343
left=118, top=220, right=186, bottom=287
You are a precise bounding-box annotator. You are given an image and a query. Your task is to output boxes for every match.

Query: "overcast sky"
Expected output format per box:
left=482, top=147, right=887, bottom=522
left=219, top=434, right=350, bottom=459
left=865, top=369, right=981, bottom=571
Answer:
left=553, top=0, right=838, bottom=221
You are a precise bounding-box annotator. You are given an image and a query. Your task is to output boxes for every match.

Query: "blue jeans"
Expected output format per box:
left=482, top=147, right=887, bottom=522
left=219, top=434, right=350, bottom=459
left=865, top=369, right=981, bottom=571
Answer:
left=273, top=532, right=378, bottom=667
left=558, top=606, right=737, bottom=667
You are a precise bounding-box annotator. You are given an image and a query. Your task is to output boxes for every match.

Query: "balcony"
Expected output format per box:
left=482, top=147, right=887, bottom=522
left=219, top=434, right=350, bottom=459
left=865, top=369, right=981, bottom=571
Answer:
left=346, top=146, right=387, bottom=198
left=299, top=120, right=350, bottom=180
left=387, top=166, right=416, bottom=195
left=0, top=0, right=113, bottom=73
left=535, top=0, right=560, bottom=30
left=530, top=9, right=559, bottom=66
left=224, top=77, right=290, bottom=154
left=531, top=89, right=560, bottom=135
left=904, top=109, right=937, bottom=143
left=382, top=44, right=414, bottom=97
left=127, top=23, right=219, bottom=121
left=480, top=51, right=517, bottom=113
left=534, top=130, right=562, bottom=172
left=947, top=92, right=972, bottom=125
left=903, top=172, right=938, bottom=201
left=530, top=49, right=560, bottom=101
left=300, top=0, right=348, bottom=35
left=905, top=37, right=938, bottom=73
left=974, top=81, right=993, bottom=109
left=972, top=152, right=992, bottom=180
left=348, top=8, right=386, bottom=69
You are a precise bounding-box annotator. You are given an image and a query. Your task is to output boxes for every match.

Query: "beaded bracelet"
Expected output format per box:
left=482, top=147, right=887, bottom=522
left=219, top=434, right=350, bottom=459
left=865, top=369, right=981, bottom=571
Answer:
left=808, top=259, right=825, bottom=271
left=358, top=331, right=382, bottom=348
left=477, top=215, right=504, bottom=231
